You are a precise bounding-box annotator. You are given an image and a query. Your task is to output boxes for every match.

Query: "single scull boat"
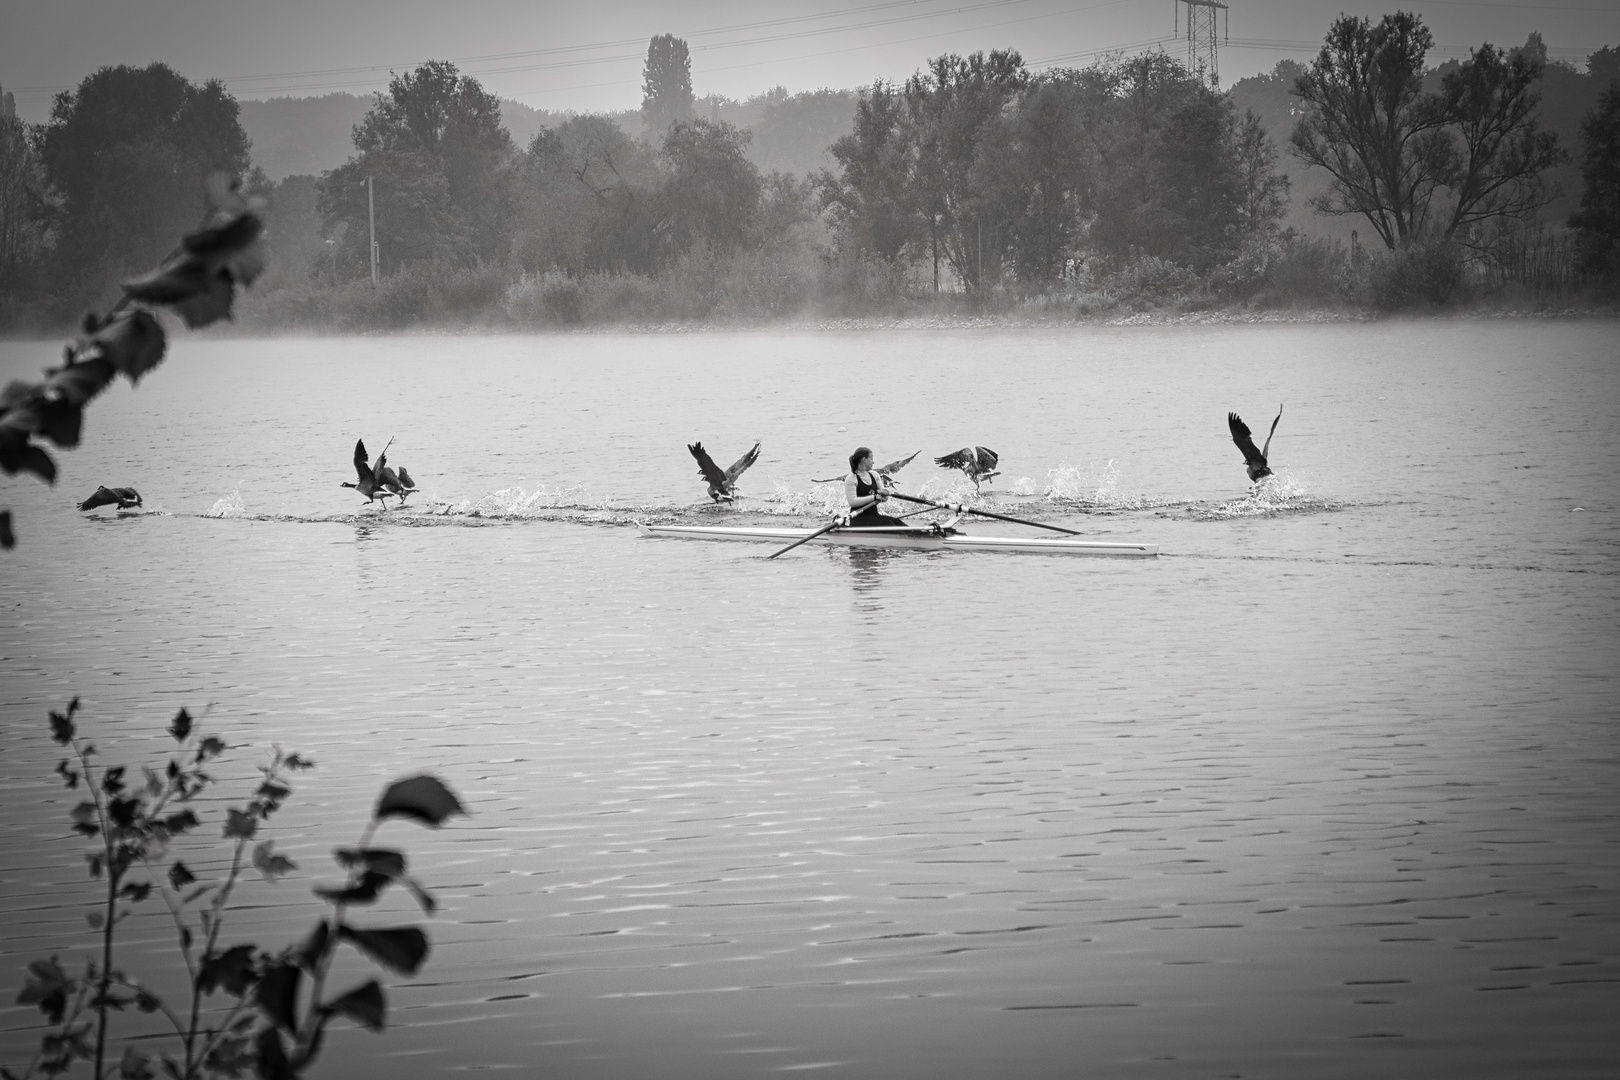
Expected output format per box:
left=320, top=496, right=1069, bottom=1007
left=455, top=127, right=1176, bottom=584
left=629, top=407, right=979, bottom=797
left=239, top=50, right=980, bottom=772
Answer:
left=641, top=523, right=1157, bottom=557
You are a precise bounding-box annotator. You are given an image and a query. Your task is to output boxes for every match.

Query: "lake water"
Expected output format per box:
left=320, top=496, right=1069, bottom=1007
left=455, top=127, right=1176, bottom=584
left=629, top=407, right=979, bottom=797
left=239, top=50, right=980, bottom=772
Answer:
left=1, top=322, right=1617, bottom=1079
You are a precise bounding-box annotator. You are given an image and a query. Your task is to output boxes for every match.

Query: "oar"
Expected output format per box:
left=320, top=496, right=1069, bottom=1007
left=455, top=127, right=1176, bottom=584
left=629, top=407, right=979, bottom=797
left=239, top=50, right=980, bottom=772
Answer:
left=767, top=517, right=844, bottom=559
left=882, top=490, right=1083, bottom=536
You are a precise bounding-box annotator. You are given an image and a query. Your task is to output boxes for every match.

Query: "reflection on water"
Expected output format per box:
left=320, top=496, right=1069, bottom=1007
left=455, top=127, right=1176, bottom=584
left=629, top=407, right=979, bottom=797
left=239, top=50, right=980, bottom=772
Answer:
left=1, top=323, right=1617, bottom=1079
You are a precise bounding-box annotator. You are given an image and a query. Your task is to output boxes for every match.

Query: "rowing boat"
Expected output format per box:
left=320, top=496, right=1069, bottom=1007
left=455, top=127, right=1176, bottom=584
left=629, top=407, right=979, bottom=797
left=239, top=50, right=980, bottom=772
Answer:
left=641, top=523, right=1158, bottom=557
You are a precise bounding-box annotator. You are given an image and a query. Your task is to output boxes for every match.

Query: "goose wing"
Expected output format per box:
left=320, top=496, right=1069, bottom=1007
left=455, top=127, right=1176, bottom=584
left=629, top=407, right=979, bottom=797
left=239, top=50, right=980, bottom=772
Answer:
left=395, top=466, right=416, bottom=490
left=973, top=446, right=999, bottom=472
left=687, top=442, right=729, bottom=492
left=1260, top=405, right=1282, bottom=461
left=724, top=441, right=761, bottom=484
left=352, top=439, right=372, bottom=483
left=934, top=448, right=972, bottom=471
left=110, top=487, right=141, bottom=508
left=1228, top=412, right=1266, bottom=466
left=78, top=486, right=117, bottom=511
left=877, top=450, right=919, bottom=476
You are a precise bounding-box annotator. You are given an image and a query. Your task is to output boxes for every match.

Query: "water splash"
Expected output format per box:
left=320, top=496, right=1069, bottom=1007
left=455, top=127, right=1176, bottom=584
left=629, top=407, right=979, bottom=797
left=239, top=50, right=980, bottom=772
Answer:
left=1044, top=460, right=1154, bottom=509
left=762, top=482, right=846, bottom=518
left=458, top=485, right=605, bottom=518
left=1191, top=471, right=1339, bottom=520
left=204, top=491, right=246, bottom=518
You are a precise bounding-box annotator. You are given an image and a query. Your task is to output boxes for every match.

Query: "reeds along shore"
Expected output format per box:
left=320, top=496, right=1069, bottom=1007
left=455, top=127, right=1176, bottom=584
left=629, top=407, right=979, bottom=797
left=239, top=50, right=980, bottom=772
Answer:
left=202, top=233, right=1610, bottom=334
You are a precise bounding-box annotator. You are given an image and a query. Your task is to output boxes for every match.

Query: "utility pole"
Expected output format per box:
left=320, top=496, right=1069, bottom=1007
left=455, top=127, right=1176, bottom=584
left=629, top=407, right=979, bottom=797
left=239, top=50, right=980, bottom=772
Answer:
left=1175, top=0, right=1229, bottom=88
left=367, top=175, right=378, bottom=285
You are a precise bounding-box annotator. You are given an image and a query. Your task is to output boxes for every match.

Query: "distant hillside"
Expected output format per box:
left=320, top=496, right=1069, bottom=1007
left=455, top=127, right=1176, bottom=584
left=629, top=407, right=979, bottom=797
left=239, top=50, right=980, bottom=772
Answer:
left=239, top=93, right=373, bottom=181
left=241, top=88, right=857, bottom=183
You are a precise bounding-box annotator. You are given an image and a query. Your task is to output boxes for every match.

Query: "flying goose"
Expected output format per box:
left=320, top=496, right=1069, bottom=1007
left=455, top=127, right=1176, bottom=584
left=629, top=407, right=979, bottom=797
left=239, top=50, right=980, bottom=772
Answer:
left=688, top=441, right=760, bottom=502
left=77, top=486, right=142, bottom=511
left=934, top=446, right=1000, bottom=490
left=1228, top=406, right=1282, bottom=483
left=813, top=450, right=920, bottom=486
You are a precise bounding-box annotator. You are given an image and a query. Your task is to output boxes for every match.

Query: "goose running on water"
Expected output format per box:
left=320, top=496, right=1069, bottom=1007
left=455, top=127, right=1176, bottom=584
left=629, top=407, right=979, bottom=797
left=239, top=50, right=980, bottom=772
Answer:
left=342, top=438, right=416, bottom=507
left=77, top=486, right=142, bottom=511
left=1228, top=406, right=1282, bottom=483
left=688, top=441, right=760, bottom=503
left=934, top=446, right=1000, bottom=490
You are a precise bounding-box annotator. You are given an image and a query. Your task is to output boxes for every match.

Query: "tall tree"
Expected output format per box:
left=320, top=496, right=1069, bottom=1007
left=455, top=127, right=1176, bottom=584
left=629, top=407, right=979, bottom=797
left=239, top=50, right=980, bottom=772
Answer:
left=642, top=35, right=695, bottom=138
left=903, top=50, right=1029, bottom=290
left=661, top=119, right=761, bottom=258
left=36, top=63, right=252, bottom=306
left=1569, top=84, right=1620, bottom=274
left=514, top=116, right=661, bottom=274
left=1436, top=40, right=1565, bottom=240
left=317, top=61, right=512, bottom=276
left=0, top=114, right=50, bottom=313
left=1290, top=11, right=1452, bottom=249
left=819, top=81, right=918, bottom=262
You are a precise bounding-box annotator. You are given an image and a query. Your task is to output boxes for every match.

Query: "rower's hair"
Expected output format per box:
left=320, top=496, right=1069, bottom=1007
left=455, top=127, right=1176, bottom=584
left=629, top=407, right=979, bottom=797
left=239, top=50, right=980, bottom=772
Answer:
left=849, top=446, right=872, bottom=473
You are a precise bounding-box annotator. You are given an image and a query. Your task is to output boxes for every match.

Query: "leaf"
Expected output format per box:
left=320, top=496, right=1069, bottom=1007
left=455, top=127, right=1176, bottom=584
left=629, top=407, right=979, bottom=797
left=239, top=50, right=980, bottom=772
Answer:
left=296, top=919, right=331, bottom=968
left=402, top=877, right=438, bottom=915
left=167, top=708, right=192, bottom=744
left=375, top=775, right=466, bottom=828
left=196, top=735, right=225, bottom=761
left=49, top=709, right=75, bottom=745
left=135, top=988, right=161, bottom=1013
left=256, top=961, right=301, bottom=1033
left=86, top=911, right=105, bottom=930
left=163, top=809, right=200, bottom=835
left=117, top=1046, right=154, bottom=1080
left=252, top=841, right=296, bottom=883
left=253, top=1027, right=297, bottom=1080
left=101, top=765, right=126, bottom=795
left=0, top=509, right=12, bottom=549
left=70, top=801, right=97, bottom=831
left=338, top=926, right=429, bottom=976
left=88, top=309, right=167, bottom=384
left=313, top=870, right=391, bottom=906
left=118, top=881, right=152, bottom=903
left=322, top=980, right=386, bottom=1032
left=0, top=439, right=56, bottom=484
left=196, top=944, right=258, bottom=997
left=55, top=760, right=79, bottom=788
left=17, top=958, right=72, bottom=1024
left=86, top=853, right=103, bottom=879
left=223, top=808, right=257, bottom=840
left=283, top=752, right=315, bottom=770
left=333, top=848, right=405, bottom=878
left=167, top=862, right=195, bottom=891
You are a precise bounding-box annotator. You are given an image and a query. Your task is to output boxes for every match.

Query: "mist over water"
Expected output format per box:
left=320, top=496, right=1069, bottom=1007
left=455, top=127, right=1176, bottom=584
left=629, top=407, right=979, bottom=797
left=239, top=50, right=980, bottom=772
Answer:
left=1, top=322, right=1616, bottom=1078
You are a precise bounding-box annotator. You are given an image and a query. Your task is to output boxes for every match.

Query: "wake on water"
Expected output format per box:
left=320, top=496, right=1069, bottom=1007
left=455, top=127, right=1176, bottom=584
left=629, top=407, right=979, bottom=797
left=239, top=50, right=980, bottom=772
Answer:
left=186, top=466, right=1343, bottom=530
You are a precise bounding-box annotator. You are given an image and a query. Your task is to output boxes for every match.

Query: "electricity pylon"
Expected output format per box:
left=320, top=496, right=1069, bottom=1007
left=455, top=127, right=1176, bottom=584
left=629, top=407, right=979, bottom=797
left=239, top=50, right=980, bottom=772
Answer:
left=1175, top=0, right=1229, bottom=87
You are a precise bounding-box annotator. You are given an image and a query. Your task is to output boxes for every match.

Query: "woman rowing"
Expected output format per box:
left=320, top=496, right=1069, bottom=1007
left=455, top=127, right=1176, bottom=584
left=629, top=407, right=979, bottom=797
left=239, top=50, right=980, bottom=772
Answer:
left=845, top=447, right=909, bottom=527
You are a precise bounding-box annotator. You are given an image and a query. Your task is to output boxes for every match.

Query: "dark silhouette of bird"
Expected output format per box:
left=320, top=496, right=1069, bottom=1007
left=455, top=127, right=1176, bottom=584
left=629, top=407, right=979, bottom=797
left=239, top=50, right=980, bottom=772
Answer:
left=688, top=441, right=760, bottom=502
left=341, top=438, right=407, bottom=507
left=876, top=450, right=920, bottom=487
left=1228, top=406, right=1282, bottom=483
left=935, top=446, right=1000, bottom=490
left=78, top=486, right=142, bottom=512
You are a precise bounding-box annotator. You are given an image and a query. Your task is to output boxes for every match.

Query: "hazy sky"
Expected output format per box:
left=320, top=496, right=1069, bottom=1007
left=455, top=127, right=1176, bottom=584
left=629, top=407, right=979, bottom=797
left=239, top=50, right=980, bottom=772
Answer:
left=2, top=0, right=1616, bottom=121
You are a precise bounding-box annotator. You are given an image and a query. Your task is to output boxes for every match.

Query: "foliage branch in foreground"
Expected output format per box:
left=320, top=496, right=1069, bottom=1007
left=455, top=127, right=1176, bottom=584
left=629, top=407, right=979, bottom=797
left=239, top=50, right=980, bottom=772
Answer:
left=4, top=699, right=467, bottom=1079
left=0, top=173, right=267, bottom=549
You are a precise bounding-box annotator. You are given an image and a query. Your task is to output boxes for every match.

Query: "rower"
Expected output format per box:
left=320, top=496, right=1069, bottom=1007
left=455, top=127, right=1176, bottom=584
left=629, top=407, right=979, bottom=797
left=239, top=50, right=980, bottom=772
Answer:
left=845, top=446, right=909, bottom=527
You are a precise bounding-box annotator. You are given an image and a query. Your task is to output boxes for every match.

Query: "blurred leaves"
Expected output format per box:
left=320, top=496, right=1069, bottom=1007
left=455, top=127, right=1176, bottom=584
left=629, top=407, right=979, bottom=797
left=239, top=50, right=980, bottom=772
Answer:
left=375, top=775, right=466, bottom=828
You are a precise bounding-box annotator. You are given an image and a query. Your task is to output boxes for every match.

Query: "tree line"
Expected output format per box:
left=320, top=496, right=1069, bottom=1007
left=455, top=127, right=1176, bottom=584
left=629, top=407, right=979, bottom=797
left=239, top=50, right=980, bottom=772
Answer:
left=1, top=11, right=1617, bottom=328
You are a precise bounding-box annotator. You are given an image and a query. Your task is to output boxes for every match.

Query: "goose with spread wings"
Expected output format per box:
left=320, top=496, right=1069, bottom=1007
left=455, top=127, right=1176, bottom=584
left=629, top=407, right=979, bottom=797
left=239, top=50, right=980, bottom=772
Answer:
left=688, top=441, right=761, bottom=503
left=342, top=438, right=415, bottom=506
left=812, top=450, right=919, bottom=485
left=78, top=486, right=142, bottom=512
left=935, top=446, right=1000, bottom=490
left=1228, top=407, right=1282, bottom=483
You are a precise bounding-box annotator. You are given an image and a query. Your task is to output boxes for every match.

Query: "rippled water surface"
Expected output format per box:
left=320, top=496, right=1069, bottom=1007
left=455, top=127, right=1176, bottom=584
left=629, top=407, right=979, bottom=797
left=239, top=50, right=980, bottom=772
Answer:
left=2, top=323, right=1617, bottom=1078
